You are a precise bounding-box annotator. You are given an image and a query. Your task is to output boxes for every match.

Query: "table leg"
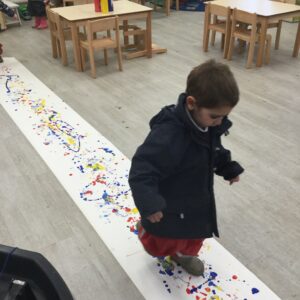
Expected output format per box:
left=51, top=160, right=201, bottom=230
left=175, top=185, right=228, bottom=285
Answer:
left=256, top=18, right=267, bottom=68
left=292, top=22, right=300, bottom=58
left=165, top=0, right=170, bottom=16
left=70, top=22, right=83, bottom=72
left=146, top=11, right=152, bottom=58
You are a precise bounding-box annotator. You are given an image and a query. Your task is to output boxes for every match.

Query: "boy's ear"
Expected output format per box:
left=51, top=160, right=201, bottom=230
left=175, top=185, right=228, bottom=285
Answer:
left=186, top=96, right=197, bottom=111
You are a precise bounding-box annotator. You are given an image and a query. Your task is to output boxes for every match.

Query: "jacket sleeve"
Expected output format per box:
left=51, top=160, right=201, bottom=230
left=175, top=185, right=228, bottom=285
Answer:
left=214, top=136, right=244, bottom=180
left=0, top=1, right=15, bottom=17
left=129, top=125, right=184, bottom=219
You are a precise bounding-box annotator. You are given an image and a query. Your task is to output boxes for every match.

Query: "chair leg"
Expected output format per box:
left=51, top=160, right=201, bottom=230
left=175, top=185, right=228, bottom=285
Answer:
left=57, top=40, right=62, bottom=58
left=246, top=40, right=255, bottom=69
left=238, top=39, right=246, bottom=54
left=275, top=20, right=282, bottom=50
left=88, top=48, right=96, bottom=78
left=117, top=45, right=123, bottom=71
left=221, top=33, right=225, bottom=50
left=104, top=49, right=108, bottom=65
left=60, top=39, right=68, bottom=66
left=210, top=16, right=217, bottom=46
left=203, top=8, right=209, bottom=51
left=227, top=36, right=235, bottom=60
left=293, top=22, right=300, bottom=58
left=265, top=35, right=271, bottom=65
left=80, top=47, right=86, bottom=70
left=51, top=36, right=58, bottom=59
left=210, top=31, right=216, bottom=46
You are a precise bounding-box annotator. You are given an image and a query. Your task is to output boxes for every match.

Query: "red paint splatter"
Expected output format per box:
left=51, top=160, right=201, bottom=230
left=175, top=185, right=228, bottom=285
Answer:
left=127, top=217, right=134, bottom=222
left=205, top=287, right=211, bottom=292
left=124, top=207, right=131, bottom=212
left=84, top=190, right=93, bottom=195
left=186, top=288, right=191, bottom=294
left=112, top=209, right=118, bottom=213
left=232, top=275, right=238, bottom=280
left=92, top=175, right=107, bottom=186
left=69, top=173, right=73, bottom=176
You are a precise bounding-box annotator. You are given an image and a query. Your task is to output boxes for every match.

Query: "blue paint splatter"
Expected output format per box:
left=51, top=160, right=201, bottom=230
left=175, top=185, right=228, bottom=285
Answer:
left=101, top=147, right=115, bottom=155
left=252, top=287, right=259, bottom=294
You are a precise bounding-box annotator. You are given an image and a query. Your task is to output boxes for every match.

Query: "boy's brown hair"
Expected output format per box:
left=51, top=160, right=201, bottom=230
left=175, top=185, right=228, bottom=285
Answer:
left=186, top=59, right=239, bottom=108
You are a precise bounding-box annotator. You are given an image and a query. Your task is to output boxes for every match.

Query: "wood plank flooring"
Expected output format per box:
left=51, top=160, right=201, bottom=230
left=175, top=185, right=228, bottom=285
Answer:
left=0, top=9, right=299, bottom=300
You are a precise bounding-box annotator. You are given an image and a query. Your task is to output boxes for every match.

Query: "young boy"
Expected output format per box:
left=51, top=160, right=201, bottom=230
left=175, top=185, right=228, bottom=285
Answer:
left=129, top=59, right=244, bottom=276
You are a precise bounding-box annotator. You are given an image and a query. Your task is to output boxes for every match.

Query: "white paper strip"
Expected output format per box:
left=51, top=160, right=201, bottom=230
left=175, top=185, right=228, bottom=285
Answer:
left=0, top=58, right=281, bottom=300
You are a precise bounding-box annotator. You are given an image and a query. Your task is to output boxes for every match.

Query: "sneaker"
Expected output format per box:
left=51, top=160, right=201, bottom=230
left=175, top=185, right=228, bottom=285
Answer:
left=171, top=255, right=204, bottom=276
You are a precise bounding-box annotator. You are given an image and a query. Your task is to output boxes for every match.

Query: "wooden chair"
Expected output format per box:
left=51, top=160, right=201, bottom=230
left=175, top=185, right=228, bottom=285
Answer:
left=46, top=7, right=71, bottom=66
left=47, top=7, right=86, bottom=66
left=203, top=3, right=231, bottom=58
left=227, top=8, right=272, bottom=68
left=79, top=17, right=123, bottom=78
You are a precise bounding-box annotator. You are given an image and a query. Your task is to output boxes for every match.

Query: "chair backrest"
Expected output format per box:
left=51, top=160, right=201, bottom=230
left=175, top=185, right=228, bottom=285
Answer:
left=231, top=8, right=257, bottom=35
left=207, top=2, right=231, bottom=19
left=46, top=7, right=59, bottom=36
left=86, top=16, right=119, bottom=42
left=46, top=7, right=70, bottom=39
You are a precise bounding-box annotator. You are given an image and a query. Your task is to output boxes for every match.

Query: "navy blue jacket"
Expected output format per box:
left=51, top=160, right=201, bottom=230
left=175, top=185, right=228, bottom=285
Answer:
left=129, top=93, right=244, bottom=239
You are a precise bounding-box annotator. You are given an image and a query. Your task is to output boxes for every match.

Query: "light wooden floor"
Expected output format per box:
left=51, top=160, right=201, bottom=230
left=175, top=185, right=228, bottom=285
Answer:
left=0, top=9, right=299, bottom=300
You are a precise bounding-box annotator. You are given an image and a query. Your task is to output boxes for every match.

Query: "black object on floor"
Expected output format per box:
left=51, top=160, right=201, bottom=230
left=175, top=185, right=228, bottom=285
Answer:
left=0, top=244, right=73, bottom=300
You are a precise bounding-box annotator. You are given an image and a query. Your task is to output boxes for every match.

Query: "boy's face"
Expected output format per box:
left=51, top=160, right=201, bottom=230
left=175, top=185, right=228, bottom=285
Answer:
left=186, top=96, right=233, bottom=128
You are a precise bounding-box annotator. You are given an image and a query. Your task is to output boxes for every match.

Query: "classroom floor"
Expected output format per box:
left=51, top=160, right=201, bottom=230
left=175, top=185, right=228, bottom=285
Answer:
left=0, top=8, right=299, bottom=300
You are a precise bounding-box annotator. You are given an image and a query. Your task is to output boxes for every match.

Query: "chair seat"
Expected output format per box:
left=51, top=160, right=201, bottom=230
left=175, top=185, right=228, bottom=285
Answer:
left=80, top=37, right=116, bottom=50
left=210, top=22, right=227, bottom=33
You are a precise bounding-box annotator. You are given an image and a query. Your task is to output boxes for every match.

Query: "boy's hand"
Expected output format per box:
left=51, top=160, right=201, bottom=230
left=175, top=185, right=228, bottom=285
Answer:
left=147, top=211, right=163, bottom=223
left=229, top=176, right=240, bottom=185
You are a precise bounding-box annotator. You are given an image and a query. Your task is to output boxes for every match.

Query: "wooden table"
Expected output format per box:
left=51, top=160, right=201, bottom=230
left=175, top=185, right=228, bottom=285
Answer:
left=208, top=0, right=300, bottom=66
left=52, top=1, right=153, bottom=71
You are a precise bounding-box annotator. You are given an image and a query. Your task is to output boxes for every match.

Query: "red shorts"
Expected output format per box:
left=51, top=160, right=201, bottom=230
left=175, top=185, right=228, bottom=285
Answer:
left=138, top=223, right=204, bottom=257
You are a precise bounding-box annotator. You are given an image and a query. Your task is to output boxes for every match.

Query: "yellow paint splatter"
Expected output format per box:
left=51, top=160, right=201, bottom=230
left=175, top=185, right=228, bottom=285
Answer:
left=67, top=136, right=75, bottom=145
left=86, top=163, right=105, bottom=171
left=131, top=207, right=139, bottom=214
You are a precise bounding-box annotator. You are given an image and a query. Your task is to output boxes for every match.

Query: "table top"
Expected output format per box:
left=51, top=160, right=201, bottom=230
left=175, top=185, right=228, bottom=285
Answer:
left=52, top=0, right=152, bottom=21
left=208, top=0, right=300, bottom=16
